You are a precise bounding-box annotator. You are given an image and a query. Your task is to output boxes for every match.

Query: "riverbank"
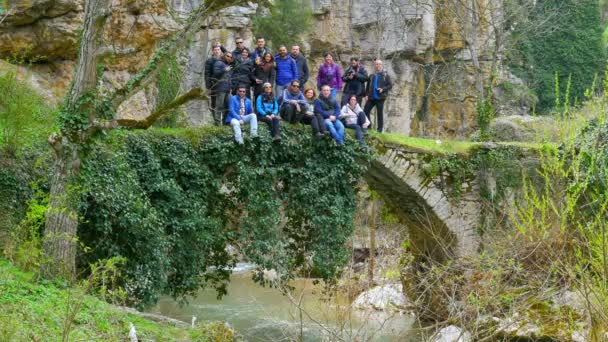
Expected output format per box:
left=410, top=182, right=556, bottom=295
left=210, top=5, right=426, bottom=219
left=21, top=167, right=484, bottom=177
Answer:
left=0, top=260, right=234, bottom=341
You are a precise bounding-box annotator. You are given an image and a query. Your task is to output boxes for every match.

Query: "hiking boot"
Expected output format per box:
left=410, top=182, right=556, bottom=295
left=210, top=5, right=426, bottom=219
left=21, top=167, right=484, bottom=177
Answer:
left=315, top=132, right=324, bottom=139
left=272, top=135, right=282, bottom=143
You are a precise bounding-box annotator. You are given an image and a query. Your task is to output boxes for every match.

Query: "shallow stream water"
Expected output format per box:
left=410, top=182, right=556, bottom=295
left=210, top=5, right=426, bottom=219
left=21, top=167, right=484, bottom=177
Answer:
left=146, top=263, right=416, bottom=341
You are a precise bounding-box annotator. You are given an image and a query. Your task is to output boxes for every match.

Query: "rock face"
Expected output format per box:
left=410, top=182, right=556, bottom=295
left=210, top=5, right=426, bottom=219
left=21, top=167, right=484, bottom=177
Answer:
left=0, top=0, right=506, bottom=137
left=305, top=0, right=501, bottom=138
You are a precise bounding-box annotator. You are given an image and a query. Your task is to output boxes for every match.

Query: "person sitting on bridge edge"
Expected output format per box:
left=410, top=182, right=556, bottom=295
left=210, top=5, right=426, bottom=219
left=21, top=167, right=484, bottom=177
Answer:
left=315, top=85, right=344, bottom=145
left=227, top=85, right=258, bottom=144
left=279, top=80, right=307, bottom=124
left=340, top=94, right=369, bottom=146
left=256, top=82, right=281, bottom=142
left=303, top=88, right=327, bottom=139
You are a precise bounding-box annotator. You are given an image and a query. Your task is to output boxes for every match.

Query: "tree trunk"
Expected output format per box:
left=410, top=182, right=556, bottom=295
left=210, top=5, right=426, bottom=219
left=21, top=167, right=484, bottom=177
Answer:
left=42, top=0, right=110, bottom=279
left=42, top=138, right=80, bottom=279
left=368, top=200, right=377, bottom=283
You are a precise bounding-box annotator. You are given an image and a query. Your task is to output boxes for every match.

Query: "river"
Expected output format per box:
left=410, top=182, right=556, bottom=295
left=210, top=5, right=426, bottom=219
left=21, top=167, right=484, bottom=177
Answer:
left=146, top=263, right=416, bottom=341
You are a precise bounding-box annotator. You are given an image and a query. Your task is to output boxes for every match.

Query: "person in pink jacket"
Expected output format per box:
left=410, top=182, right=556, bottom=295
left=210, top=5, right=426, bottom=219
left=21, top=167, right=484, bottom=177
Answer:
left=316, top=52, right=342, bottom=100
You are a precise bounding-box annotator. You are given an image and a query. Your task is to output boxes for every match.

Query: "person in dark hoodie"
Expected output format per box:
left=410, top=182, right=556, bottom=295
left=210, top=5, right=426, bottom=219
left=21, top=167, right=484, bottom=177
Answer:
left=231, top=47, right=254, bottom=98
left=290, top=45, right=309, bottom=87
left=211, top=52, right=235, bottom=126
left=341, top=56, right=368, bottom=106
left=274, top=45, right=298, bottom=99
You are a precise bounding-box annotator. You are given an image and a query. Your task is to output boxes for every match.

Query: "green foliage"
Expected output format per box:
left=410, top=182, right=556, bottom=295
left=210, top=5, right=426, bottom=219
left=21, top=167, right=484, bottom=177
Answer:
left=0, top=259, right=209, bottom=341
left=78, top=126, right=369, bottom=306
left=5, top=189, right=48, bottom=272
left=0, top=146, right=52, bottom=257
left=252, top=0, right=313, bottom=48
left=476, top=95, right=495, bottom=142
left=154, top=54, right=185, bottom=128
left=509, top=0, right=606, bottom=112
left=0, top=72, right=56, bottom=154
left=421, top=145, right=528, bottom=201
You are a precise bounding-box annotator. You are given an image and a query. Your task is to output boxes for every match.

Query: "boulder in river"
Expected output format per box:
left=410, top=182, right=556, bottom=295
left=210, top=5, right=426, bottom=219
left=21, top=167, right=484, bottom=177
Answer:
left=352, top=283, right=407, bottom=311
left=430, top=325, right=472, bottom=342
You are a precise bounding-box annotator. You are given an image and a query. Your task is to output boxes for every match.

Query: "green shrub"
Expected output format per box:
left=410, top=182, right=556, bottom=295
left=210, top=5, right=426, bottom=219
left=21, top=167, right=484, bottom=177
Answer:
left=78, top=126, right=369, bottom=306
left=0, top=72, right=56, bottom=154
left=509, top=0, right=605, bottom=112
left=252, top=0, right=313, bottom=48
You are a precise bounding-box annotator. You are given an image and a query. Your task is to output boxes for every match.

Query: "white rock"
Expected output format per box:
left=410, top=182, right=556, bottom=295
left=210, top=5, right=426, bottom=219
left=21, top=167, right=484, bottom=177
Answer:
left=431, top=325, right=472, bottom=342
left=352, top=284, right=407, bottom=311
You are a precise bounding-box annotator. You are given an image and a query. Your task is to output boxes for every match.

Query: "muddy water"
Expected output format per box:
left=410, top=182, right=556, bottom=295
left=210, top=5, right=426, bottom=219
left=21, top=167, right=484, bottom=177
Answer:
left=146, top=264, right=416, bottom=341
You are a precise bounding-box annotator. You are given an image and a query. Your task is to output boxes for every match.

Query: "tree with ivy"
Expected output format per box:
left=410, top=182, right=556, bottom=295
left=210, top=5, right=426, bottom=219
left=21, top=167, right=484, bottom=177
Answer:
left=252, top=0, right=313, bottom=48
left=41, top=0, right=263, bottom=279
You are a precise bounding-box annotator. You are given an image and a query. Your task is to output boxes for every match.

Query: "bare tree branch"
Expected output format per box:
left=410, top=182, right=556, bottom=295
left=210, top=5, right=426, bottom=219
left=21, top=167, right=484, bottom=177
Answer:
left=117, top=87, right=205, bottom=129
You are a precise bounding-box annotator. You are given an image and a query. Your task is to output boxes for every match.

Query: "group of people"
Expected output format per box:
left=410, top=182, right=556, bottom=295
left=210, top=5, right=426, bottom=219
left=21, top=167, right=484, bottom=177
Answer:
left=204, top=37, right=393, bottom=146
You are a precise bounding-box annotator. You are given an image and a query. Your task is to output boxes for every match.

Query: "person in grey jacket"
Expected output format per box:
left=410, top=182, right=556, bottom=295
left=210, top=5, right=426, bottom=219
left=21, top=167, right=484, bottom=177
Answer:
left=279, top=80, right=307, bottom=124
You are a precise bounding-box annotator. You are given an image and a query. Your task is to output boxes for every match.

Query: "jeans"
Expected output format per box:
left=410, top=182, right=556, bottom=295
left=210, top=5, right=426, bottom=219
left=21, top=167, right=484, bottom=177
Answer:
left=257, top=114, right=281, bottom=137
left=324, top=118, right=345, bottom=145
left=275, top=84, right=288, bottom=98
left=230, top=114, right=258, bottom=144
left=330, top=88, right=338, bottom=100
left=364, top=98, right=386, bottom=133
left=344, top=111, right=367, bottom=145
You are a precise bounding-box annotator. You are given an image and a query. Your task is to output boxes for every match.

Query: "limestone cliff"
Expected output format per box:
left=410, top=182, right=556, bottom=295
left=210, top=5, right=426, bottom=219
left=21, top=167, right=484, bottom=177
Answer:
left=0, top=0, right=515, bottom=138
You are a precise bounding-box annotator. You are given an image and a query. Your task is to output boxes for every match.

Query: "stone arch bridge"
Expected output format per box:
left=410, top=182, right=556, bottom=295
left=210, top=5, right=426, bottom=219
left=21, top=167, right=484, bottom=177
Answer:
left=364, top=138, right=533, bottom=262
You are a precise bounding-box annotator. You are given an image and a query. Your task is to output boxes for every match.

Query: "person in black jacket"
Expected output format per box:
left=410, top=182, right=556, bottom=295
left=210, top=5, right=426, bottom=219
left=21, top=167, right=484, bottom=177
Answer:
left=232, top=37, right=248, bottom=62
left=290, top=45, right=310, bottom=87
left=204, top=44, right=223, bottom=124
left=364, top=59, right=393, bottom=133
left=341, top=57, right=368, bottom=106
left=211, top=52, right=235, bottom=126
left=231, top=48, right=254, bottom=99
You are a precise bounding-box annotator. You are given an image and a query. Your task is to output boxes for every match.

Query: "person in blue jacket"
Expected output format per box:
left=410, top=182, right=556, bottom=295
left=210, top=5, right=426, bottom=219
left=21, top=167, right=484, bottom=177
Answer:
left=314, top=85, right=344, bottom=145
left=227, top=86, right=258, bottom=144
left=256, top=82, right=281, bottom=142
left=274, top=45, right=298, bottom=98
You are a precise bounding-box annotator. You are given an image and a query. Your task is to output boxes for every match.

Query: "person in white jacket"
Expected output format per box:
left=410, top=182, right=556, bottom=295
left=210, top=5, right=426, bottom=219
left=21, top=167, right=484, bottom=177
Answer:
left=339, top=94, right=370, bottom=146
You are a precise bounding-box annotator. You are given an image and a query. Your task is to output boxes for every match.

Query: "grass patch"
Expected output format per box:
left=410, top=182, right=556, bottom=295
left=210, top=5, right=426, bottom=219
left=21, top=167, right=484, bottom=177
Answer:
left=0, top=71, right=57, bottom=154
left=374, top=132, right=480, bottom=155
left=0, top=260, right=222, bottom=341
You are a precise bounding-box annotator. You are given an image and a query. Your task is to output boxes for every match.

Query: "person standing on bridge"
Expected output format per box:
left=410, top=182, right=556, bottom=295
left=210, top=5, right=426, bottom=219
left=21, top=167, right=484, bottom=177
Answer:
left=316, top=52, right=342, bottom=100
left=364, top=58, right=392, bottom=133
